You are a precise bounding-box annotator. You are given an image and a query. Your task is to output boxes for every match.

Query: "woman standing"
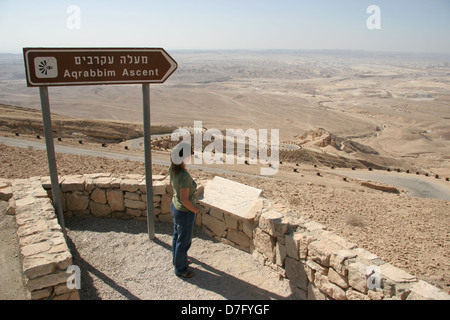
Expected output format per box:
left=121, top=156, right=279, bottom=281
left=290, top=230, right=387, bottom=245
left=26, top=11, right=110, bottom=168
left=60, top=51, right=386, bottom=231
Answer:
left=169, top=143, right=199, bottom=278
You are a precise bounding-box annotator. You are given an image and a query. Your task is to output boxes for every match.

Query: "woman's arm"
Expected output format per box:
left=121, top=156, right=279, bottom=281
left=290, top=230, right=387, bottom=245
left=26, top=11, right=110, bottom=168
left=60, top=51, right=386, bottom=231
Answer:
left=180, top=188, right=199, bottom=214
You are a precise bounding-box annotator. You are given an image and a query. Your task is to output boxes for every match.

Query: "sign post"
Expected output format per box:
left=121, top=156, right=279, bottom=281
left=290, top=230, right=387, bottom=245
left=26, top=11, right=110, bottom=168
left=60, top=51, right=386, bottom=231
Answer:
left=142, top=83, right=155, bottom=239
left=39, top=86, right=66, bottom=238
left=23, top=48, right=177, bottom=240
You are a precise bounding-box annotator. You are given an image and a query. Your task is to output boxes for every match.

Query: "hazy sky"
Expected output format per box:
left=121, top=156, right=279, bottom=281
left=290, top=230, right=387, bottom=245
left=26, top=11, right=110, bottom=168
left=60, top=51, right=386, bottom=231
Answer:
left=0, top=0, right=449, bottom=54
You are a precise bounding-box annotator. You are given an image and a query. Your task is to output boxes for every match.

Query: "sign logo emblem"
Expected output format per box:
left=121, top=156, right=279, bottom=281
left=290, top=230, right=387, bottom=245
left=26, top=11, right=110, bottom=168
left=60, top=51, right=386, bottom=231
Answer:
left=34, top=57, right=58, bottom=78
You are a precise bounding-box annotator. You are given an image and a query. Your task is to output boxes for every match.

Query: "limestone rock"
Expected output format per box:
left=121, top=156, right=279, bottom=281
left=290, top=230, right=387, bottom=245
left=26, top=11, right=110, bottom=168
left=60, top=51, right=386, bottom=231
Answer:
left=22, top=256, right=55, bottom=280
left=200, top=176, right=262, bottom=220
left=275, top=241, right=286, bottom=267
left=124, top=199, right=146, bottom=210
left=379, top=263, right=417, bottom=283
left=209, top=207, right=224, bottom=221
left=107, top=190, right=124, bottom=211
left=120, top=179, right=140, bottom=193
left=285, top=257, right=308, bottom=290
left=285, top=232, right=303, bottom=260
left=143, top=181, right=167, bottom=195
left=308, top=282, right=327, bottom=300
left=60, top=175, right=86, bottom=192
left=258, top=210, right=287, bottom=237
left=160, top=194, right=171, bottom=214
left=346, top=260, right=369, bottom=294
left=90, top=201, right=112, bottom=217
left=202, top=213, right=227, bottom=237
left=253, top=228, right=276, bottom=263
left=224, top=212, right=238, bottom=230
left=305, top=259, right=326, bottom=283
left=315, top=274, right=347, bottom=300
left=407, top=280, right=450, bottom=300
left=124, top=192, right=140, bottom=201
left=308, top=239, right=342, bottom=267
left=66, top=192, right=89, bottom=211
left=329, top=249, right=357, bottom=275
left=91, top=188, right=107, bottom=204
left=227, top=229, right=251, bottom=250
left=328, top=267, right=349, bottom=289
left=26, top=270, right=70, bottom=292
left=346, top=288, right=370, bottom=300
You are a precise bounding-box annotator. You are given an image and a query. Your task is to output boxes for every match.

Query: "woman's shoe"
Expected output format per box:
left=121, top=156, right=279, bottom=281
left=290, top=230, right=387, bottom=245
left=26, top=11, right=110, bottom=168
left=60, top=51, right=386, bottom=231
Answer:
left=178, top=270, right=195, bottom=278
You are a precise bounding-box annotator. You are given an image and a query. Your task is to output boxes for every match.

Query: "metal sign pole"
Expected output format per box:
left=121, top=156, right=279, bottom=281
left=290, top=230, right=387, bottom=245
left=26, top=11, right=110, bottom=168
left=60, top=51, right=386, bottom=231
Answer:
left=39, top=86, right=66, bottom=238
left=142, top=83, right=155, bottom=240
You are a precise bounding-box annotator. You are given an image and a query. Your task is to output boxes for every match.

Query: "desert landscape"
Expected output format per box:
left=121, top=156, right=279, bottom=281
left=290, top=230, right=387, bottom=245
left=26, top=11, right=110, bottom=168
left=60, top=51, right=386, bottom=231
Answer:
left=0, top=50, right=449, bottom=298
left=1, top=50, right=449, bottom=173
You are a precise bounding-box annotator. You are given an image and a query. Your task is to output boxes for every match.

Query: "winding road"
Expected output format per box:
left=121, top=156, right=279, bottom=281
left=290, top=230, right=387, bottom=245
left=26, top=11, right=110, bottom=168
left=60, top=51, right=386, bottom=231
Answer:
left=0, top=136, right=272, bottom=180
left=330, top=170, right=450, bottom=201
left=2, top=136, right=449, bottom=201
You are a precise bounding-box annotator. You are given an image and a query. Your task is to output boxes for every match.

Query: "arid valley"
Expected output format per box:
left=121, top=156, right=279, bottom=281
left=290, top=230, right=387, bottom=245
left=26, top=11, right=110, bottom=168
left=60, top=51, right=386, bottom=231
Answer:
left=2, top=50, right=450, bottom=174
left=1, top=50, right=449, bottom=297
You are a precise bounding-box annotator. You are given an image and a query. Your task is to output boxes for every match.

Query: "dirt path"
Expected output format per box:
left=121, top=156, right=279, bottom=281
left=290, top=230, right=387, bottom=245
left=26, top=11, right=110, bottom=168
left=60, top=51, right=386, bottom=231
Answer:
left=0, top=201, right=28, bottom=300
left=65, top=217, right=294, bottom=300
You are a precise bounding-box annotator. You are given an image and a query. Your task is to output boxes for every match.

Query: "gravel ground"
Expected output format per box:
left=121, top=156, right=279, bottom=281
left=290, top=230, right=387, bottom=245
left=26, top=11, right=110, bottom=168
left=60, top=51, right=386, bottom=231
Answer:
left=65, top=217, right=294, bottom=300
left=0, top=201, right=28, bottom=300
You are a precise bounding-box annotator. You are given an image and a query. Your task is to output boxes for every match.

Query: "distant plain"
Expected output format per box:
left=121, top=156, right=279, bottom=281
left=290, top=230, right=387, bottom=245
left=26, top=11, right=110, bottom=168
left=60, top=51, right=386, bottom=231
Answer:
left=0, top=50, right=449, bottom=175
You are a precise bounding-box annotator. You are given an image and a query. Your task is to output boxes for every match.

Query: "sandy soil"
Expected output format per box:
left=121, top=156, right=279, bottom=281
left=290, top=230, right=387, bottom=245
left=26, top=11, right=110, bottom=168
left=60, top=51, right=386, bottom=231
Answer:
left=0, top=201, right=28, bottom=300
left=0, top=141, right=448, bottom=296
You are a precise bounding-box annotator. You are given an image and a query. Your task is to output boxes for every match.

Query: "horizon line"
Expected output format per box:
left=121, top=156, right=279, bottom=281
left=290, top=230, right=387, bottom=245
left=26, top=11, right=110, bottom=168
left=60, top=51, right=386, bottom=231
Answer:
left=1, top=48, right=450, bottom=57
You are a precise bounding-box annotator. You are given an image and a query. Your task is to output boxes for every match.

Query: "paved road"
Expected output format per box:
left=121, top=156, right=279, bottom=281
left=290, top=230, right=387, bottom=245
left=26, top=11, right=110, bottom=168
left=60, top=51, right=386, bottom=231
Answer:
left=2, top=136, right=448, bottom=200
left=0, top=136, right=272, bottom=180
left=331, top=170, right=450, bottom=201
left=126, top=135, right=300, bottom=152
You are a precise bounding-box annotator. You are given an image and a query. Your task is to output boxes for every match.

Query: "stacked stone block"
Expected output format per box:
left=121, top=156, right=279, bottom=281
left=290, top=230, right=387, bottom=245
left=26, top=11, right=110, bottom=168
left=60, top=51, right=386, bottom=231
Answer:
left=196, top=205, right=256, bottom=252
left=196, top=177, right=449, bottom=300
left=42, top=173, right=173, bottom=222
left=246, top=205, right=448, bottom=300
left=3, top=174, right=448, bottom=300
left=3, top=177, right=78, bottom=300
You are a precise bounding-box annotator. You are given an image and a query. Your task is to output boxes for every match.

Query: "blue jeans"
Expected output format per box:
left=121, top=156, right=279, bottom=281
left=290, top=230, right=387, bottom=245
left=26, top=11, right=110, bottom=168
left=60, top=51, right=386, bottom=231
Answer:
left=171, top=202, right=195, bottom=276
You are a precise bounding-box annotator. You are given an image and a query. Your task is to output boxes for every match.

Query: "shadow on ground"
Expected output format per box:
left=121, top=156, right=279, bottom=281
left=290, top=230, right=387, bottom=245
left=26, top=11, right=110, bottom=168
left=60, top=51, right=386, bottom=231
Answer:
left=65, top=217, right=295, bottom=300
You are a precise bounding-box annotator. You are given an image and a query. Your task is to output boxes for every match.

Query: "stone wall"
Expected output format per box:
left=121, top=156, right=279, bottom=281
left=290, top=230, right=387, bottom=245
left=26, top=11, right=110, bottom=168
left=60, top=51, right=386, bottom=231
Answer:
left=249, top=208, right=448, bottom=300
left=1, top=177, right=78, bottom=300
left=2, top=173, right=448, bottom=300
left=196, top=177, right=449, bottom=300
left=48, top=173, right=173, bottom=223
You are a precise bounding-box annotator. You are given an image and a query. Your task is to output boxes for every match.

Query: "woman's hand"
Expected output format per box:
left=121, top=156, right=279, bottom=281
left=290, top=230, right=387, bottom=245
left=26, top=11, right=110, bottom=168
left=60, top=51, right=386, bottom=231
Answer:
left=180, top=187, right=200, bottom=214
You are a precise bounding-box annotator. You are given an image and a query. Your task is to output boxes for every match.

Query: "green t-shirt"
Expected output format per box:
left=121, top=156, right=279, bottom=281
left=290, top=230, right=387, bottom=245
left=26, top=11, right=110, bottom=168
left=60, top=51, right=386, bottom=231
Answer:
left=169, top=165, right=197, bottom=212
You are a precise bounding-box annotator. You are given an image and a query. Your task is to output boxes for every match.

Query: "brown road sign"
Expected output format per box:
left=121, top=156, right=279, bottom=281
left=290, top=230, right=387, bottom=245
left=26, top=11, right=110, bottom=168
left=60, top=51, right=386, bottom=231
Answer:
left=23, top=48, right=178, bottom=87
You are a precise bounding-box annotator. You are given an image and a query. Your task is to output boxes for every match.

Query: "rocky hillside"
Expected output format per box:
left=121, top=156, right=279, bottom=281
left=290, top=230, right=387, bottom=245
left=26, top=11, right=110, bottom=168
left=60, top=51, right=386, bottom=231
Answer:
left=0, top=104, right=175, bottom=143
left=286, top=128, right=414, bottom=170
